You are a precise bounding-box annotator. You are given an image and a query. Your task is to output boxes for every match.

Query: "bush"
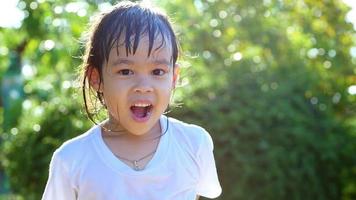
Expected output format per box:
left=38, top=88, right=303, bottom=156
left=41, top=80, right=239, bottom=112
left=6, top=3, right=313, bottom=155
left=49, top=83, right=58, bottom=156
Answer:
left=166, top=0, right=356, bottom=199
left=1, top=92, right=90, bottom=200
left=172, top=62, right=356, bottom=199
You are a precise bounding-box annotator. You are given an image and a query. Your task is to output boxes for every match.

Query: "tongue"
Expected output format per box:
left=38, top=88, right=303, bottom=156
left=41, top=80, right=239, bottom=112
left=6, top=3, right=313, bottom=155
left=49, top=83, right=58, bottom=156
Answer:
left=131, top=106, right=147, bottom=118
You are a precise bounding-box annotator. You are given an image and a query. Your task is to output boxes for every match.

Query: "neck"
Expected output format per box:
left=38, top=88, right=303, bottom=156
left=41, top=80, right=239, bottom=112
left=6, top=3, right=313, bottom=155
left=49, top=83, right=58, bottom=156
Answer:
left=101, top=117, right=161, bottom=142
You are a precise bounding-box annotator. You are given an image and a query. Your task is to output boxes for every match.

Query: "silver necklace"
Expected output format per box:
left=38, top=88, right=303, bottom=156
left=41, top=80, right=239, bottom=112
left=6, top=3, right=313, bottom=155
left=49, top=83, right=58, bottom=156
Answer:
left=115, top=149, right=157, bottom=171
left=105, top=117, right=169, bottom=171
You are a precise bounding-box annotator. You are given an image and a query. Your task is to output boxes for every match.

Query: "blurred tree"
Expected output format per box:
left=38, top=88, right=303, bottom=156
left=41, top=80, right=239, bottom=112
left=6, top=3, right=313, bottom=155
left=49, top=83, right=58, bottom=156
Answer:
left=1, top=45, right=26, bottom=132
left=161, top=0, right=356, bottom=199
left=0, top=0, right=99, bottom=198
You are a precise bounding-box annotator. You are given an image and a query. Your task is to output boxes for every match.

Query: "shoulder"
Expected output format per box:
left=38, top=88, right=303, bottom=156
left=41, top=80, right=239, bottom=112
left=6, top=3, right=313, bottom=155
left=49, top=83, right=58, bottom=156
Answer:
left=167, top=116, right=214, bottom=153
left=51, top=124, right=99, bottom=168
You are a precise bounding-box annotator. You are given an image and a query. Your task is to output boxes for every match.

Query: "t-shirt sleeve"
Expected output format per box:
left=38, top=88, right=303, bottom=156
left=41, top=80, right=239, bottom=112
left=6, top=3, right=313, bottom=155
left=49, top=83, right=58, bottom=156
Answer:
left=42, top=151, right=77, bottom=200
left=196, top=129, right=222, bottom=199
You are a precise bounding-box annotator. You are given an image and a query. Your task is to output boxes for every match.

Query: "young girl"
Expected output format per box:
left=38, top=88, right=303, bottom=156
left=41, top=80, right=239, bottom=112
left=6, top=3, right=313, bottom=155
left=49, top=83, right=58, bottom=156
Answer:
left=42, top=1, right=221, bottom=199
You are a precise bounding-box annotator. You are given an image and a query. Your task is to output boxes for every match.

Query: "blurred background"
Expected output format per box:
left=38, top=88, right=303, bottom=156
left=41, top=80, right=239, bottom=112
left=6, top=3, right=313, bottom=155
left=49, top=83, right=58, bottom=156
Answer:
left=0, top=0, right=355, bottom=199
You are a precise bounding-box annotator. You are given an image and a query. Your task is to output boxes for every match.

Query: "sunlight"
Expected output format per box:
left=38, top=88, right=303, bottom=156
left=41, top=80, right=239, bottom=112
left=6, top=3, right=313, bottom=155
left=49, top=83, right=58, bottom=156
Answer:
left=0, top=0, right=24, bottom=28
left=343, top=0, right=356, bottom=29
left=0, top=0, right=354, bottom=30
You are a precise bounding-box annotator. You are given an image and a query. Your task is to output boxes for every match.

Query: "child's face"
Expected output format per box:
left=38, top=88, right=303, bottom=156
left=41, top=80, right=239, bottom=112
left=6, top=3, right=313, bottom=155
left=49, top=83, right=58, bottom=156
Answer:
left=91, top=35, right=178, bottom=136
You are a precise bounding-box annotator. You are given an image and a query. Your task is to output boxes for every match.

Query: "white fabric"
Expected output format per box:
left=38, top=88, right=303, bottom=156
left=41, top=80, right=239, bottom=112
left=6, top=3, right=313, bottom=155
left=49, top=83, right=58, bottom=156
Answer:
left=42, top=115, right=222, bottom=200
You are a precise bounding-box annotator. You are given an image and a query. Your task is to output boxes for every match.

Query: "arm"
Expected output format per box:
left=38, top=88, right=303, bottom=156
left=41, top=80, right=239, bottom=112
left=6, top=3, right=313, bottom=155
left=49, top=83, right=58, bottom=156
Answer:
left=195, top=129, right=222, bottom=199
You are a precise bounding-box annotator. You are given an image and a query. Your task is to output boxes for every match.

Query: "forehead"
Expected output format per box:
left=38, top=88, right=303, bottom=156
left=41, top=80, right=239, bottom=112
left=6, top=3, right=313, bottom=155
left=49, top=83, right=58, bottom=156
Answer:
left=112, top=33, right=173, bottom=60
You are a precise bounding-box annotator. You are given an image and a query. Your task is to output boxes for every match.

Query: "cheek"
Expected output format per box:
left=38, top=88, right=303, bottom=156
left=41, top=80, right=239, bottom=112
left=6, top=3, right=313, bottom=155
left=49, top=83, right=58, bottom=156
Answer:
left=103, top=77, right=131, bottom=94
left=157, top=81, right=174, bottom=94
left=159, top=75, right=175, bottom=89
left=102, top=83, right=128, bottom=108
left=157, top=87, right=174, bottom=106
left=102, top=92, right=127, bottom=121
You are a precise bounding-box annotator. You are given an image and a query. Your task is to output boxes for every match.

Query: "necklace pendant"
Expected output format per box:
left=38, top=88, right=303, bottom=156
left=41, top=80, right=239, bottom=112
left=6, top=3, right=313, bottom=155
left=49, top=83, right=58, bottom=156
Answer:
left=133, top=160, right=140, bottom=171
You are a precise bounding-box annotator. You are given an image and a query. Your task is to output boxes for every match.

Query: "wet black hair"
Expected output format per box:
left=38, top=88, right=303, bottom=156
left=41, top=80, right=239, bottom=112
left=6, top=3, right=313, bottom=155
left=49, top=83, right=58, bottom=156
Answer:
left=80, top=1, right=179, bottom=124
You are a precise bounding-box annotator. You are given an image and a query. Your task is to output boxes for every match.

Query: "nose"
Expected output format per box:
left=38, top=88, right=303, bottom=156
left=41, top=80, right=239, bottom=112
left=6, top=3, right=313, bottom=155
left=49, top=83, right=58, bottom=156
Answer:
left=133, top=75, right=153, bottom=93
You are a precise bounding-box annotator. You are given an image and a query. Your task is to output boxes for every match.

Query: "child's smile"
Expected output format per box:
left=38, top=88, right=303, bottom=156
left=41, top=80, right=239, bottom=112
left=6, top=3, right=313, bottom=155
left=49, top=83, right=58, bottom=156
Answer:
left=130, top=100, right=153, bottom=122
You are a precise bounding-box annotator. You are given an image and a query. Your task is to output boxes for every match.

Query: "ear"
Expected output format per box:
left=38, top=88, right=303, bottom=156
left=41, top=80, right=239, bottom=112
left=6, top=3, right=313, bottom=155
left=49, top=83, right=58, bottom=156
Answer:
left=172, top=63, right=180, bottom=88
left=87, top=66, right=102, bottom=92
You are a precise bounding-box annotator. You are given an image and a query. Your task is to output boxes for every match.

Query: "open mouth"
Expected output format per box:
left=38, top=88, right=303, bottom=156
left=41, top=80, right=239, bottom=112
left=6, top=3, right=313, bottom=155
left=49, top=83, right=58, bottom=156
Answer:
left=130, top=103, right=153, bottom=119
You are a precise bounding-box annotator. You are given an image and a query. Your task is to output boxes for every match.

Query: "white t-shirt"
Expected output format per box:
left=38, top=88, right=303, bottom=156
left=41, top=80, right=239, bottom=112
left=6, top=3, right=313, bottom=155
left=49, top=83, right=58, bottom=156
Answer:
left=42, top=115, right=222, bottom=200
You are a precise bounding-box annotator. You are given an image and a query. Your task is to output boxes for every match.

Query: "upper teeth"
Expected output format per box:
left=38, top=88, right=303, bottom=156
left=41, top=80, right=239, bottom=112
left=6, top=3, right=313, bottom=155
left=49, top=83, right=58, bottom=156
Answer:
left=134, top=103, right=151, bottom=107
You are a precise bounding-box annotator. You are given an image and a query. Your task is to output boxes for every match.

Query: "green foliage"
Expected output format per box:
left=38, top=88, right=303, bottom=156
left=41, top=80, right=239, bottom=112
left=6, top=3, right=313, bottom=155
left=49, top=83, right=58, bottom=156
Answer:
left=1, top=89, right=90, bottom=200
left=0, top=194, right=23, bottom=200
left=0, top=0, right=355, bottom=199
left=162, top=0, right=356, bottom=199
left=0, top=0, right=94, bottom=198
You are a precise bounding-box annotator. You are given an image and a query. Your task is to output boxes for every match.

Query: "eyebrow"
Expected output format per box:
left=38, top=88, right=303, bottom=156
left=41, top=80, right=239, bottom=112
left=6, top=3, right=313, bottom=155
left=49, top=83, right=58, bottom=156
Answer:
left=112, top=58, right=172, bottom=66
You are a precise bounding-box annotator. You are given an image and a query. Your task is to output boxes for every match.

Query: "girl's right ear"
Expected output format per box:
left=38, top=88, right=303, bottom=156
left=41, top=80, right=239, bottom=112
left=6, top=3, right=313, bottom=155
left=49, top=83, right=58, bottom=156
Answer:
left=87, top=66, right=102, bottom=92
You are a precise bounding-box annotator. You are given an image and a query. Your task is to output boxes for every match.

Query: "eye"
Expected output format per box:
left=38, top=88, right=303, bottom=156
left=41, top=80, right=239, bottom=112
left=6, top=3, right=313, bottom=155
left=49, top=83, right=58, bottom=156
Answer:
left=152, top=69, right=166, bottom=76
left=118, top=69, right=133, bottom=76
